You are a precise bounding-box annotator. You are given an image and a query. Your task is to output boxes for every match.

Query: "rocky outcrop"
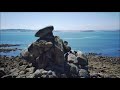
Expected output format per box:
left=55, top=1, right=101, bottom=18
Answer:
left=20, top=26, right=90, bottom=78
left=1, top=26, right=90, bottom=78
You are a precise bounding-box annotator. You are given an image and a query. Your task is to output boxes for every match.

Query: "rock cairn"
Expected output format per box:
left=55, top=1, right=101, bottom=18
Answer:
left=1, top=26, right=90, bottom=78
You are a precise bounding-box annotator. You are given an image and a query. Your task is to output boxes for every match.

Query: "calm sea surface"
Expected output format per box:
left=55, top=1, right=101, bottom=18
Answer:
left=0, top=30, right=120, bottom=57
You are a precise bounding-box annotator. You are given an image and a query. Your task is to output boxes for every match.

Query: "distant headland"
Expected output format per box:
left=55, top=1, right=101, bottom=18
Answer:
left=0, top=29, right=119, bottom=32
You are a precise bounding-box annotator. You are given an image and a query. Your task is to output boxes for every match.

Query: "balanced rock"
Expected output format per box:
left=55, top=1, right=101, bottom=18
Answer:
left=20, top=26, right=90, bottom=78
left=35, top=26, right=54, bottom=38
left=21, top=26, right=65, bottom=72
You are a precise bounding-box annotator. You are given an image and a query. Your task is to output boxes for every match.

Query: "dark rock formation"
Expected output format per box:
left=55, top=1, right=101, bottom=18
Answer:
left=0, top=26, right=90, bottom=78
left=22, top=26, right=65, bottom=72
left=20, top=26, right=90, bottom=78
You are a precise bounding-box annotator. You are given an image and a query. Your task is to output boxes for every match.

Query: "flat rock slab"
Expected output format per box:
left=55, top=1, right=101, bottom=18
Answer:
left=35, top=26, right=54, bottom=37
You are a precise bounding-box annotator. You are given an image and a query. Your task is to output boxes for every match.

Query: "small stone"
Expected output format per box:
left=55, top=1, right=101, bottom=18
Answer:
left=19, top=61, right=23, bottom=66
left=48, top=75, right=54, bottom=78
left=25, top=67, right=35, bottom=74
left=11, top=72, right=19, bottom=77
left=19, top=71, right=25, bottom=75
left=22, top=61, right=27, bottom=65
left=19, top=65, right=27, bottom=71
left=64, top=46, right=71, bottom=53
left=76, top=51, right=83, bottom=56
left=34, top=69, right=44, bottom=78
left=52, top=71, right=57, bottom=77
left=42, top=70, right=48, bottom=75
left=67, top=53, right=78, bottom=64
left=26, top=74, right=35, bottom=78
left=16, top=75, right=26, bottom=78
left=28, top=63, right=32, bottom=67
left=26, top=63, right=32, bottom=68
left=64, top=41, right=68, bottom=46
left=1, top=75, right=13, bottom=78
left=41, top=75, right=47, bottom=78
left=79, top=69, right=90, bottom=78
left=10, top=68, right=20, bottom=73
left=48, top=70, right=52, bottom=75
left=77, top=57, right=88, bottom=66
left=69, top=63, right=79, bottom=74
left=0, top=68, right=5, bottom=71
left=70, top=50, right=76, bottom=55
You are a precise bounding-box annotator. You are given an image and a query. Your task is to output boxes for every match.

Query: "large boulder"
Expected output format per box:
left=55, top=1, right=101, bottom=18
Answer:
left=68, top=63, right=79, bottom=74
left=76, top=51, right=88, bottom=67
left=28, top=41, right=53, bottom=58
left=67, top=53, right=78, bottom=64
left=27, top=39, right=65, bottom=70
left=25, top=67, right=35, bottom=74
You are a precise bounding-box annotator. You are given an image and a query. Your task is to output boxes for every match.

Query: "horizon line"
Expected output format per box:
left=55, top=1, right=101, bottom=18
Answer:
left=0, top=28, right=120, bottom=31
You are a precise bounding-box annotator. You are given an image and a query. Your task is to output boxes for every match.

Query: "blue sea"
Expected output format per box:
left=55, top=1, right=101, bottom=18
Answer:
left=0, top=30, right=120, bottom=57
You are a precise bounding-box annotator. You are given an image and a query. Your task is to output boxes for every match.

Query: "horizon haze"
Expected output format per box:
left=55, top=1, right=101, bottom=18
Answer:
left=0, top=12, right=119, bottom=31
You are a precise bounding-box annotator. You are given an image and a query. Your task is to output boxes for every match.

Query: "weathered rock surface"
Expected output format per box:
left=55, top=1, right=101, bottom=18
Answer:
left=35, top=26, right=54, bottom=37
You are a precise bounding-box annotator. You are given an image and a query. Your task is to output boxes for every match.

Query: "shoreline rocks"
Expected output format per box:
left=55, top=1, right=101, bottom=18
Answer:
left=0, top=53, right=120, bottom=78
left=0, top=44, right=21, bottom=47
left=87, top=54, right=120, bottom=78
left=20, top=26, right=90, bottom=78
left=0, top=26, right=90, bottom=78
left=0, top=44, right=22, bottom=53
left=0, top=26, right=119, bottom=78
left=0, top=48, right=22, bottom=53
left=21, top=26, right=72, bottom=74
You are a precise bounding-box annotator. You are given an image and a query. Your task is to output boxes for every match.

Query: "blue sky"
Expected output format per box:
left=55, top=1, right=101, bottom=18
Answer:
left=0, top=12, right=119, bottom=31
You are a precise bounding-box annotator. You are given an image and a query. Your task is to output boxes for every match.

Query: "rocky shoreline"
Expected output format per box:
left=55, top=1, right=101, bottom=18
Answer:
left=0, top=26, right=120, bottom=78
left=0, top=44, right=22, bottom=53
left=0, top=48, right=22, bottom=53
left=87, top=54, right=120, bottom=78
left=0, top=54, right=119, bottom=78
left=0, top=44, right=21, bottom=47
